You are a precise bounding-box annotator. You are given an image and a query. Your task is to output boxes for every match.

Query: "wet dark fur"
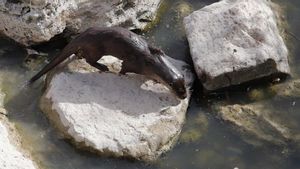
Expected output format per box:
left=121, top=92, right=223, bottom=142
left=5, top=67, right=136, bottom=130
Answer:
left=29, top=27, right=187, bottom=99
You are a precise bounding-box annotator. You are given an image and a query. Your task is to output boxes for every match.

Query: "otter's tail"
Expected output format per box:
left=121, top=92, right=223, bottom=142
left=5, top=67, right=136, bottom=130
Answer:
left=28, top=43, right=79, bottom=84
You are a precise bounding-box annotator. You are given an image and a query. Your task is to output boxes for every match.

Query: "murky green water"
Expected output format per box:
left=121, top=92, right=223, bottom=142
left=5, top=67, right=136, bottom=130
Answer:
left=0, top=0, right=300, bottom=168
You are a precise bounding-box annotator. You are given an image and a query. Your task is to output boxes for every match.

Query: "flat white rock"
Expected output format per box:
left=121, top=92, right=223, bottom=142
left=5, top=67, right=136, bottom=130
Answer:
left=40, top=56, right=194, bottom=161
left=0, top=117, right=37, bottom=169
left=184, top=0, right=290, bottom=90
left=0, top=0, right=161, bottom=45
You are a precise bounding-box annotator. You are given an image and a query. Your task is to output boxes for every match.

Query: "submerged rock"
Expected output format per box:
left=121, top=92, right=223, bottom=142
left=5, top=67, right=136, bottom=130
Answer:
left=0, top=0, right=161, bottom=46
left=173, top=1, right=193, bottom=20
left=23, top=49, right=48, bottom=70
left=183, top=0, right=290, bottom=91
left=215, top=79, right=300, bottom=146
left=179, top=113, right=208, bottom=143
left=270, top=79, right=300, bottom=98
left=215, top=103, right=291, bottom=146
left=40, top=56, right=194, bottom=161
left=0, top=115, right=37, bottom=169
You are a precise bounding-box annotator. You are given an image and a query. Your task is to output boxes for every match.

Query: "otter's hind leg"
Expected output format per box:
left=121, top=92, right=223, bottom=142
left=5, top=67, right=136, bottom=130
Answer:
left=88, top=61, right=109, bottom=72
left=120, top=60, right=142, bottom=75
left=84, top=49, right=109, bottom=72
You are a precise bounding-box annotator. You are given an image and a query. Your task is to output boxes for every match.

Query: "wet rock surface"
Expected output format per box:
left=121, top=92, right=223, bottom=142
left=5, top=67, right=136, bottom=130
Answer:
left=183, top=0, right=290, bottom=91
left=0, top=0, right=161, bottom=46
left=214, top=79, right=300, bottom=146
left=40, top=56, right=194, bottom=161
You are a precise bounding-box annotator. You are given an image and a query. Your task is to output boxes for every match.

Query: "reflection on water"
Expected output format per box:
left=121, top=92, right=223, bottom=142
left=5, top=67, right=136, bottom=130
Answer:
left=0, top=0, right=300, bottom=168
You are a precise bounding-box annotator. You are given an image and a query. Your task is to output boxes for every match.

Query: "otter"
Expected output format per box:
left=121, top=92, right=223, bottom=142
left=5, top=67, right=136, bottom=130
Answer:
left=29, top=27, right=187, bottom=99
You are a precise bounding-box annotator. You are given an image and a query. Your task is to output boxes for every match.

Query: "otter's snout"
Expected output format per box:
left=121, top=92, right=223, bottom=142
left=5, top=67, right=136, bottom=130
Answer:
left=177, top=89, right=187, bottom=99
left=171, top=78, right=187, bottom=99
left=174, top=86, right=187, bottom=99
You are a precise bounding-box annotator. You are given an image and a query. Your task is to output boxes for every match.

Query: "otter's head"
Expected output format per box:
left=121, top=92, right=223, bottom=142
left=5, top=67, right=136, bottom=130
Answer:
left=146, top=53, right=187, bottom=99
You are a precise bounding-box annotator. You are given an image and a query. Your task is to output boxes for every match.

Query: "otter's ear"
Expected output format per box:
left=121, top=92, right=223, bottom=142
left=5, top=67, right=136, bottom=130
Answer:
left=149, top=46, right=164, bottom=55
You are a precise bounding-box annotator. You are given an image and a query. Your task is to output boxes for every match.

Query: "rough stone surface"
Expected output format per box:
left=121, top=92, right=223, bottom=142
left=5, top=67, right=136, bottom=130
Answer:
left=40, top=56, right=194, bottom=161
left=0, top=0, right=161, bottom=46
left=215, top=80, right=300, bottom=146
left=183, top=0, right=290, bottom=90
left=0, top=116, right=37, bottom=169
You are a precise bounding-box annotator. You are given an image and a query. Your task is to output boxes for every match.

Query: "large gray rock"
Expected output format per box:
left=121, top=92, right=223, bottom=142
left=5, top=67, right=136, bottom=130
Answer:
left=0, top=115, right=37, bottom=169
left=183, top=0, right=290, bottom=90
left=40, top=56, right=194, bottom=161
left=0, top=0, right=161, bottom=46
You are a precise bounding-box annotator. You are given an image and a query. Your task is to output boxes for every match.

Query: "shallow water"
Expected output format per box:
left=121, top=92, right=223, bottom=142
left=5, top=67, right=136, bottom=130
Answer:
left=0, top=0, right=300, bottom=169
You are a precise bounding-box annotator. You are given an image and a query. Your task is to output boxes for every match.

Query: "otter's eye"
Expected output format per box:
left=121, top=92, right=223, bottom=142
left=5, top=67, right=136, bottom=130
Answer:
left=180, top=86, right=186, bottom=92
